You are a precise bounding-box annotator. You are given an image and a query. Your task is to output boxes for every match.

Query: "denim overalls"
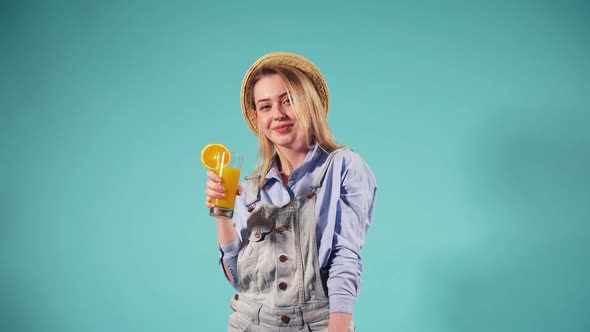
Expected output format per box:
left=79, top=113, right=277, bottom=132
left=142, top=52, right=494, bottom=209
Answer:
left=227, top=150, right=355, bottom=331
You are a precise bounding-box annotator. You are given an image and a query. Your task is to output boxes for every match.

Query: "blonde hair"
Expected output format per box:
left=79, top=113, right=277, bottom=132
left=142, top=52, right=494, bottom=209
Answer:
left=248, top=65, right=341, bottom=187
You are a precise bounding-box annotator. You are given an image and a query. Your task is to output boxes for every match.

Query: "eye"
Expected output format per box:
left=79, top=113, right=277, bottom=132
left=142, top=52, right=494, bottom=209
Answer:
left=282, top=98, right=291, bottom=106
left=258, top=104, right=271, bottom=112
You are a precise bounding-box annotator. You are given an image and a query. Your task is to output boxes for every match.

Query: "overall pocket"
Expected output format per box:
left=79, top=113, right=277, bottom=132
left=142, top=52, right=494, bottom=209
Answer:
left=237, top=225, right=273, bottom=291
left=248, top=225, right=273, bottom=243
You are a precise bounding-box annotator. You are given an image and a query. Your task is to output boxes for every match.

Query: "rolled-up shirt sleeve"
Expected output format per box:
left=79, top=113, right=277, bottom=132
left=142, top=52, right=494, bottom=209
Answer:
left=326, top=152, right=377, bottom=313
left=219, top=236, right=241, bottom=290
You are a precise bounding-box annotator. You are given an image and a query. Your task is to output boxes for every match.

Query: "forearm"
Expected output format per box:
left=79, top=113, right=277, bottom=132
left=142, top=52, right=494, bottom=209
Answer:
left=328, top=312, right=352, bottom=332
left=216, top=217, right=237, bottom=245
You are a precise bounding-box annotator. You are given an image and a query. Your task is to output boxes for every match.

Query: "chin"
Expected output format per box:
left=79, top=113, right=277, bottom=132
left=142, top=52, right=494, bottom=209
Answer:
left=276, top=138, right=307, bottom=150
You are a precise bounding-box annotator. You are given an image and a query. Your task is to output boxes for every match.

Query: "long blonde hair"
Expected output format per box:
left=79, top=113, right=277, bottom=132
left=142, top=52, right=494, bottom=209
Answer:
left=248, top=65, right=341, bottom=187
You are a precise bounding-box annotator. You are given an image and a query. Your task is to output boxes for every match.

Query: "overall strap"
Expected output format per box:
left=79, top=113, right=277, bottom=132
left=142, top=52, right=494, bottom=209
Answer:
left=244, top=176, right=261, bottom=212
left=307, top=148, right=347, bottom=198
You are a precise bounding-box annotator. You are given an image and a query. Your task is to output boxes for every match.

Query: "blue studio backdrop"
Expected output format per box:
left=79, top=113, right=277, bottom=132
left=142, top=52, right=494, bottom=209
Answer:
left=2, top=1, right=589, bottom=331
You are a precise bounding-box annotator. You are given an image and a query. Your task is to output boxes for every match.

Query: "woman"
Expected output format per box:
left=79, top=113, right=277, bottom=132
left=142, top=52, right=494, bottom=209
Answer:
left=204, top=52, right=377, bottom=331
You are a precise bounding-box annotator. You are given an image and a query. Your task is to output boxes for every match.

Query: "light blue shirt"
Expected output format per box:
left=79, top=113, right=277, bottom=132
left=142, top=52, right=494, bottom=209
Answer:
left=219, top=144, right=377, bottom=314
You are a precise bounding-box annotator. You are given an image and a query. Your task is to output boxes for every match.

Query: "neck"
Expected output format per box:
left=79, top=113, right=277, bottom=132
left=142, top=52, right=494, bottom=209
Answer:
left=276, top=145, right=310, bottom=177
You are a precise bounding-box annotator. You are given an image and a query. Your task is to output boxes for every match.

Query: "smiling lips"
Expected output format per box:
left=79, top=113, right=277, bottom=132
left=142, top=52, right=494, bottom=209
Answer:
left=272, top=124, right=293, bottom=133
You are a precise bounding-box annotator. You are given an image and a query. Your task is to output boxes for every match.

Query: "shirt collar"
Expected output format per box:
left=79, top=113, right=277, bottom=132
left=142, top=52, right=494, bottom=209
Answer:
left=264, top=144, right=328, bottom=186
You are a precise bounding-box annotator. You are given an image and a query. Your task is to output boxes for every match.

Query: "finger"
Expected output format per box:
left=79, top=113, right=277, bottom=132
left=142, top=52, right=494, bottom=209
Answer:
left=204, top=197, right=215, bottom=208
left=207, top=170, right=221, bottom=183
left=237, top=184, right=243, bottom=196
left=205, top=188, right=225, bottom=199
left=207, top=179, right=225, bottom=193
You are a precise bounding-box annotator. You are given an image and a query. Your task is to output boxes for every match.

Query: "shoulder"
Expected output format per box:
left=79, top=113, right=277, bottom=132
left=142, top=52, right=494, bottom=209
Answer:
left=330, top=148, right=371, bottom=170
left=329, top=148, right=376, bottom=182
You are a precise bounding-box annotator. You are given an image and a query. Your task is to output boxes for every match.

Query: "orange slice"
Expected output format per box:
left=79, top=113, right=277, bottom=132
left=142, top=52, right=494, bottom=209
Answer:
left=201, top=143, right=231, bottom=170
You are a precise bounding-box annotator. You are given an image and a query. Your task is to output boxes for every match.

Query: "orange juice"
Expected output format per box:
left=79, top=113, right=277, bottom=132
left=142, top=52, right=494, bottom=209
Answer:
left=213, top=167, right=241, bottom=209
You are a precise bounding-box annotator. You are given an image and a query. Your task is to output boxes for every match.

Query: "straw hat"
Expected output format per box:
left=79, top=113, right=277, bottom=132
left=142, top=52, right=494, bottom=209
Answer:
left=240, top=52, right=330, bottom=135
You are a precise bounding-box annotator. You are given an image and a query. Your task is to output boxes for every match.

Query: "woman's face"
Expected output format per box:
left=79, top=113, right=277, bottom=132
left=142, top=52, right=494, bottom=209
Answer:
left=253, top=74, right=305, bottom=151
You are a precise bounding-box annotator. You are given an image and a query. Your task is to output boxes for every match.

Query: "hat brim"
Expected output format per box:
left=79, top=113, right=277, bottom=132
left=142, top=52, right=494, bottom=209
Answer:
left=240, top=52, right=329, bottom=135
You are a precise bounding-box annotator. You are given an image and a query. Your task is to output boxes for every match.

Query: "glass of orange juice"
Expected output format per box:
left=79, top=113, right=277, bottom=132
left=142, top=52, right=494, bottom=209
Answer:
left=210, top=151, right=243, bottom=218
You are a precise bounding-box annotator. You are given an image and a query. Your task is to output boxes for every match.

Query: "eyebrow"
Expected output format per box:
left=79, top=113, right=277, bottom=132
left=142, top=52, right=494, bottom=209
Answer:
left=256, top=92, right=289, bottom=105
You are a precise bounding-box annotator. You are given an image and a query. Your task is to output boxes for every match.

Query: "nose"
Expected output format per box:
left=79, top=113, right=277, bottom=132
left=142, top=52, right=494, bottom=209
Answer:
left=272, top=103, right=287, bottom=120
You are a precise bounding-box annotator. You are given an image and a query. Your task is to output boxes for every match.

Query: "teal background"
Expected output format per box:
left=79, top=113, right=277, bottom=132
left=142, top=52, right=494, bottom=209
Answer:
left=2, top=0, right=589, bottom=331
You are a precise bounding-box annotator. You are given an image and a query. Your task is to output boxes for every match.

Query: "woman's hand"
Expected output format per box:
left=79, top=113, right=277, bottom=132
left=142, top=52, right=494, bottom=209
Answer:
left=204, top=170, right=224, bottom=208
left=203, top=170, right=243, bottom=208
